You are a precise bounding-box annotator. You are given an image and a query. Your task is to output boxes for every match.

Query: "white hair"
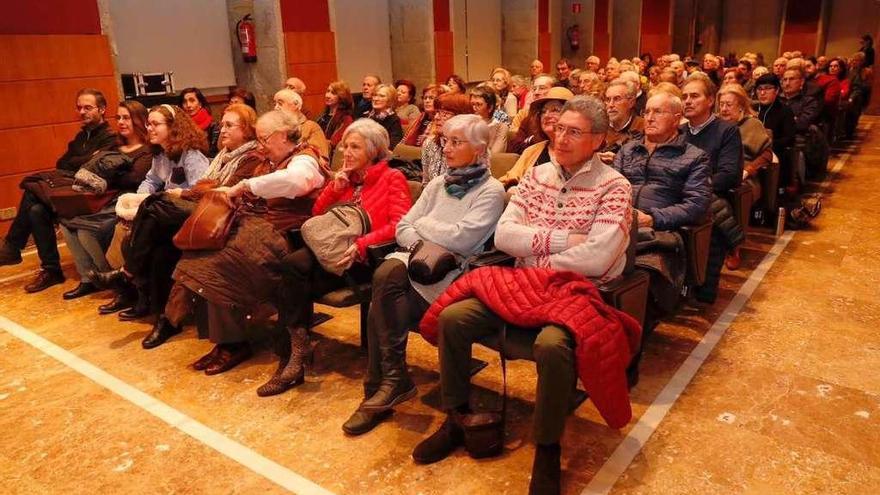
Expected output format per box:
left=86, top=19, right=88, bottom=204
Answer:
left=442, top=114, right=491, bottom=165
left=340, top=118, right=392, bottom=162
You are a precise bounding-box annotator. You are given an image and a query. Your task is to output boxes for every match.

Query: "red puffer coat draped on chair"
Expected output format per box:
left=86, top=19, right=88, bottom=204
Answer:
left=420, top=266, right=642, bottom=429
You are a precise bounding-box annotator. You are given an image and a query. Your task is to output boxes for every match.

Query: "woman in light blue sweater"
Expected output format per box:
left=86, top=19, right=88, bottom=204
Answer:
left=343, top=114, right=506, bottom=436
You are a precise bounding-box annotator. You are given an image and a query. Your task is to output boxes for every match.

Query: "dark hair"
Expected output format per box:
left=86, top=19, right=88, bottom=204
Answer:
left=446, top=74, right=467, bottom=93
left=556, top=58, right=571, bottom=68
left=806, top=56, right=818, bottom=65
left=148, top=104, right=208, bottom=161
left=227, top=87, right=256, bottom=109
left=179, top=87, right=210, bottom=112
left=468, top=84, right=498, bottom=115
left=76, top=88, right=107, bottom=109
left=640, top=52, right=654, bottom=68
left=737, top=59, right=753, bottom=72
left=394, top=79, right=417, bottom=105
left=117, top=100, right=148, bottom=145
left=829, top=57, right=849, bottom=80
left=862, top=34, right=874, bottom=46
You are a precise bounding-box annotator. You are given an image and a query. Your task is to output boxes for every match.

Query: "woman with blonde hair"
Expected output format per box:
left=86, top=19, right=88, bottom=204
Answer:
left=489, top=67, right=518, bottom=117
left=368, top=83, right=404, bottom=148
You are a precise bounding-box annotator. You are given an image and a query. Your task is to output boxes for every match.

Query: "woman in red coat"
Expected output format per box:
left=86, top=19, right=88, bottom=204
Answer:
left=258, top=118, right=412, bottom=396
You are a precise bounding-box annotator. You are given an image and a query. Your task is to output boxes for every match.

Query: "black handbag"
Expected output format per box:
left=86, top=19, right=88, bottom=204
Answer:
left=459, top=324, right=506, bottom=459
left=407, top=239, right=459, bottom=285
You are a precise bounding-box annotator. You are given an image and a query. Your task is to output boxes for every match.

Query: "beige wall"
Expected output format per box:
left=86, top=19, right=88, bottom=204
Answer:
left=225, top=0, right=286, bottom=114
left=824, top=0, right=880, bottom=58
left=501, top=0, right=537, bottom=76
left=389, top=0, right=435, bottom=90
left=719, top=0, right=784, bottom=61
left=611, top=0, right=641, bottom=59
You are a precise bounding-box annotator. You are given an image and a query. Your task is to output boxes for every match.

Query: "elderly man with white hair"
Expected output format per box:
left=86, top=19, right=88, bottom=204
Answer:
left=273, top=88, right=330, bottom=159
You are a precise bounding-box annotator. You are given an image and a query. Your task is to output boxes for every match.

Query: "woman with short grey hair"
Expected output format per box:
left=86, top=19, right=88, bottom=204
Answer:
left=257, top=118, right=413, bottom=397
left=342, top=114, right=506, bottom=435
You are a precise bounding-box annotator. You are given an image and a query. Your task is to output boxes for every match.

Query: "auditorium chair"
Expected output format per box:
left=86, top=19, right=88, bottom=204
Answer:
left=489, top=152, right=520, bottom=179
left=680, top=217, right=713, bottom=290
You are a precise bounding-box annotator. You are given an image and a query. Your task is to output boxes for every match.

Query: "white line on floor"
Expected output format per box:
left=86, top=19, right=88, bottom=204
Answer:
left=581, top=152, right=852, bottom=495
left=0, top=315, right=336, bottom=495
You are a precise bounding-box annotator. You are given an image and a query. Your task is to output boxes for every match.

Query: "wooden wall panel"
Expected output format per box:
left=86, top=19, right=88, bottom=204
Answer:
left=284, top=32, right=336, bottom=65
left=0, top=35, right=113, bottom=82
left=593, top=0, right=611, bottom=62
left=779, top=0, right=822, bottom=54
left=0, top=76, right=119, bottom=130
left=434, top=31, right=454, bottom=81
left=280, top=0, right=331, bottom=32
left=0, top=0, right=101, bottom=35
left=640, top=0, right=672, bottom=56
left=0, top=123, right=82, bottom=176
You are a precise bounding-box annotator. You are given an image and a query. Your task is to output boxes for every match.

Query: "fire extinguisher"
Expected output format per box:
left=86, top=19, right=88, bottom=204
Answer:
left=236, top=15, right=257, bottom=63
left=567, top=24, right=581, bottom=51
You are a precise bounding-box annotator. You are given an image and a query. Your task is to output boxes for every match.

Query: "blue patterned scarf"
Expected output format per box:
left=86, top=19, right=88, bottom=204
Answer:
left=444, top=163, right=489, bottom=199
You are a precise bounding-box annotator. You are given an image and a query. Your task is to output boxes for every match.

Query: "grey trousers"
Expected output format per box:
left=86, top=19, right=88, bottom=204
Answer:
left=437, top=298, right=576, bottom=445
left=165, top=283, right=249, bottom=344
left=60, top=225, right=111, bottom=282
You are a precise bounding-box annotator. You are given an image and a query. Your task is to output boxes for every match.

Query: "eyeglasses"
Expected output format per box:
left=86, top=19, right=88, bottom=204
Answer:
left=257, top=131, right=278, bottom=146
left=438, top=136, right=468, bottom=148
left=603, top=95, right=631, bottom=105
left=219, top=121, right=242, bottom=130
left=146, top=121, right=167, bottom=128
left=114, top=115, right=132, bottom=122
left=756, top=86, right=777, bottom=92
left=76, top=105, right=97, bottom=112
left=541, top=106, right=563, bottom=116
left=553, top=124, right=591, bottom=140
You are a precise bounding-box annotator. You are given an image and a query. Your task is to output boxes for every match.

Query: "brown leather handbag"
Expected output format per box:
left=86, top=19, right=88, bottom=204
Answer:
left=407, top=239, right=459, bottom=285
left=173, top=190, right=238, bottom=250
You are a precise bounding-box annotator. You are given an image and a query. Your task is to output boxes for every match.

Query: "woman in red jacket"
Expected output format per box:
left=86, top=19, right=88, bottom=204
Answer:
left=258, top=118, right=412, bottom=396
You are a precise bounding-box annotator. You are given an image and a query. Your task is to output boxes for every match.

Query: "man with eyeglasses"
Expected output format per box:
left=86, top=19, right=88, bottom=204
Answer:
left=611, top=92, right=711, bottom=331
left=755, top=74, right=796, bottom=178
left=597, top=79, right=645, bottom=164
left=414, top=96, right=635, bottom=494
left=779, top=67, right=821, bottom=134
left=0, top=88, right=117, bottom=292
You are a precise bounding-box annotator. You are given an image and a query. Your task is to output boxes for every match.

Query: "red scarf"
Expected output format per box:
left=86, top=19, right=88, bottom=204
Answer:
left=191, top=107, right=212, bottom=130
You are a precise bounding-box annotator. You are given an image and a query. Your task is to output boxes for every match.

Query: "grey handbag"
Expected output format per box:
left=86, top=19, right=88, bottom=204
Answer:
left=301, top=204, right=371, bottom=276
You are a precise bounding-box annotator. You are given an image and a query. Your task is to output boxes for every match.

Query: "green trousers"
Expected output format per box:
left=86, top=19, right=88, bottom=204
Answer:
left=437, top=298, right=576, bottom=445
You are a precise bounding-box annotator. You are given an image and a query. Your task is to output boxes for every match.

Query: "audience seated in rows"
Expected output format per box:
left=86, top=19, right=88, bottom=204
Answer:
left=366, top=84, right=404, bottom=149
left=402, top=83, right=447, bottom=147
left=421, top=93, right=472, bottom=185
left=394, top=79, right=421, bottom=128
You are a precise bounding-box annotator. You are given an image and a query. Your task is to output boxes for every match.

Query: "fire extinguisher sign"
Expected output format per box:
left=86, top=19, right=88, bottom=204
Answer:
left=572, top=2, right=582, bottom=14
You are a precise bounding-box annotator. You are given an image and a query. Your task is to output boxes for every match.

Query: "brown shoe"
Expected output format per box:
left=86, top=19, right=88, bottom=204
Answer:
left=191, top=345, right=223, bottom=371
left=24, top=270, right=65, bottom=293
left=204, top=343, right=253, bottom=376
left=724, top=247, right=742, bottom=271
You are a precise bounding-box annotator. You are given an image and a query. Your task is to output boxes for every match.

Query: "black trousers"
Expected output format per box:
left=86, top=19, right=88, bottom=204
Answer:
left=5, top=190, right=61, bottom=272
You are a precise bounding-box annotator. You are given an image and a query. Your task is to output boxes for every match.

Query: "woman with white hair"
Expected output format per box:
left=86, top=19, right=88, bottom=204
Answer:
left=257, top=118, right=413, bottom=397
left=274, top=88, right=331, bottom=159
left=342, top=114, right=505, bottom=435
left=158, top=110, right=327, bottom=378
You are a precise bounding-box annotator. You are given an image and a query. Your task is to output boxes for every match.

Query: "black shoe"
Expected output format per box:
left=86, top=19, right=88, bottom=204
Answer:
left=88, top=268, right=131, bottom=290
left=358, top=378, right=417, bottom=413
left=98, top=291, right=135, bottom=315
left=118, top=289, right=149, bottom=321
left=528, top=443, right=561, bottom=495
left=63, top=282, right=100, bottom=300
left=24, top=270, right=65, bottom=293
left=141, top=316, right=182, bottom=349
left=0, top=242, right=22, bottom=266
left=342, top=409, right=393, bottom=436
left=412, top=413, right=465, bottom=465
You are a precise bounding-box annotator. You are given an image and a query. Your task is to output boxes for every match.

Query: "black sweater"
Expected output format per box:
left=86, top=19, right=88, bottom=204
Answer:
left=757, top=100, right=796, bottom=158
left=680, top=117, right=743, bottom=194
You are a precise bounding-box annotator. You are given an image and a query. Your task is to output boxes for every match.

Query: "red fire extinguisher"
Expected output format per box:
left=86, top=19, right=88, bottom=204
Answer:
left=567, top=24, right=581, bottom=51
left=237, top=15, right=257, bottom=63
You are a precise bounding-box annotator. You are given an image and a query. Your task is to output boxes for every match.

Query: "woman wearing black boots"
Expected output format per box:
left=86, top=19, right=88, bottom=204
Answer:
left=342, top=114, right=505, bottom=435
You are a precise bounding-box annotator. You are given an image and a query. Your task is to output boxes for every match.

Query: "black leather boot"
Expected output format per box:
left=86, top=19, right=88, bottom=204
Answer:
left=63, top=282, right=100, bottom=300
left=0, top=241, right=22, bottom=266
left=118, top=286, right=149, bottom=321
left=141, top=316, right=182, bottom=349
left=528, top=443, right=561, bottom=495
left=98, top=287, right=136, bottom=315
left=88, top=268, right=131, bottom=290
left=358, top=319, right=416, bottom=412
left=412, top=412, right=465, bottom=464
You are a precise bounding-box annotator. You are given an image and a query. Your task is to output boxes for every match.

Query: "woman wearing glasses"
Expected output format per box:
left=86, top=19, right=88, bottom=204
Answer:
left=149, top=110, right=327, bottom=378
left=89, top=104, right=218, bottom=324
left=58, top=100, right=154, bottom=301
left=342, top=114, right=505, bottom=435
left=500, top=87, right=574, bottom=185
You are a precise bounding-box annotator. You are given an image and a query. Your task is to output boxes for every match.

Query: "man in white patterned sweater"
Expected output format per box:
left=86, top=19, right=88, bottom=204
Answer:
left=412, top=96, right=633, bottom=495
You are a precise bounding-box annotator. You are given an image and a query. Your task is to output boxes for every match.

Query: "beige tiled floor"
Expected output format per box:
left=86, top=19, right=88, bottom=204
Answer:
left=0, top=118, right=877, bottom=494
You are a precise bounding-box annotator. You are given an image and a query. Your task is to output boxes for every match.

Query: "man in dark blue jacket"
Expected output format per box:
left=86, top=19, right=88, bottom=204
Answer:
left=681, top=73, right=744, bottom=304
left=612, top=91, right=711, bottom=326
